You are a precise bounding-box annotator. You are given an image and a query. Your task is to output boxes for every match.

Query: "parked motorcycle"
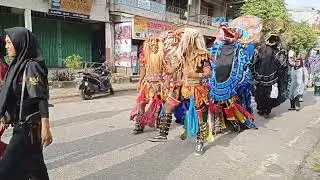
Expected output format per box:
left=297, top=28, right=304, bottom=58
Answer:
left=78, top=66, right=114, bottom=100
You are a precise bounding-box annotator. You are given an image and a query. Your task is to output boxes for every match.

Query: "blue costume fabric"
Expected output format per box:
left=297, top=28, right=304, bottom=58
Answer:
left=208, top=40, right=255, bottom=131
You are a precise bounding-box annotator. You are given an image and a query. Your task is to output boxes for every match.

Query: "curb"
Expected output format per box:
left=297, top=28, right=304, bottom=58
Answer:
left=49, top=87, right=136, bottom=100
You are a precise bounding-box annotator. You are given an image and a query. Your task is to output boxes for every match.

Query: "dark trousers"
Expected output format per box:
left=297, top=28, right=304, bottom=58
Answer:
left=0, top=125, right=49, bottom=180
left=255, top=85, right=278, bottom=113
left=290, top=95, right=301, bottom=109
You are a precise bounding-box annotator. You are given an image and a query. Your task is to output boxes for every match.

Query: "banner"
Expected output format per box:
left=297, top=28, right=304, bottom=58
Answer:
left=114, top=22, right=132, bottom=67
left=132, top=16, right=178, bottom=40
left=49, top=0, right=94, bottom=19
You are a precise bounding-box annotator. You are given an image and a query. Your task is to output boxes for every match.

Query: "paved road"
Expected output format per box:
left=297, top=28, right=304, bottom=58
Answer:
left=2, top=90, right=320, bottom=180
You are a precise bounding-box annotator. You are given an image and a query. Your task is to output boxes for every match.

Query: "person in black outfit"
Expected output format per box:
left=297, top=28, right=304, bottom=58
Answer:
left=0, top=27, right=53, bottom=180
left=252, top=31, right=289, bottom=117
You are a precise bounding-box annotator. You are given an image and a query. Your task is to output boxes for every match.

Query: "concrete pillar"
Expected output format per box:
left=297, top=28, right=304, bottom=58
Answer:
left=195, top=0, right=201, bottom=14
left=24, top=9, right=32, bottom=31
left=105, top=22, right=114, bottom=71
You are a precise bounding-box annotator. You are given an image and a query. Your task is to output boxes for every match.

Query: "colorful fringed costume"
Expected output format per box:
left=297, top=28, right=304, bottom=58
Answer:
left=209, top=16, right=259, bottom=135
left=130, top=35, right=171, bottom=134
left=148, top=28, right=212, bottom=156
left=130, top=31, right=187, bottom=134
left=252, top=31, right=289, bottom=116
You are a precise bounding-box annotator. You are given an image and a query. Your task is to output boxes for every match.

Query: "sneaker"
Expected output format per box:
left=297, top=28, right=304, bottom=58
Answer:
left=194, top=140, right=204, bottom=156
left=148, top=135, right=168, bottom=142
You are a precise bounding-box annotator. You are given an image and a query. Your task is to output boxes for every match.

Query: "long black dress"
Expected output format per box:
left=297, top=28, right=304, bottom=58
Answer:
left=0, top=27, right=49, bottom=180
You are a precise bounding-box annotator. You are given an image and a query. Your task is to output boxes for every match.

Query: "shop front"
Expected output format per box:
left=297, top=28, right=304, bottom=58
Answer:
left=114, top=16, right=178, bottom=76
left=0, top=0, right=107, bottom=68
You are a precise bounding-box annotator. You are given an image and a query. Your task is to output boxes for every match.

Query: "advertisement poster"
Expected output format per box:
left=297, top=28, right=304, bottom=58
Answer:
left=114, top=22, right=132, bottom=67
left=132, top=16, right=178, bottom=40
left=49, top=0, right=93, bottom=19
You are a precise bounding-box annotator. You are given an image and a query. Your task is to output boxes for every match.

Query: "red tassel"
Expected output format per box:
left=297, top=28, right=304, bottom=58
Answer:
left=130, top=88, right=147, bottom=121
left=130, top=102, right=139, bottom=121
left=209, top=100, right=218, bottom=113
left=224, top=106, right=235, bottom=118
left=235, top=103, right=255, bottom=121
left=196, top=106, right=206, bottom=123
left=140, top=97, right=163, bottom=128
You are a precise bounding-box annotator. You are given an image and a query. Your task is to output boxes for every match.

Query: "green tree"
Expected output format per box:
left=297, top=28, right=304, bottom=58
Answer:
left=285, top=21, right=318, bottom=54
left=241, top=0, right=289, bottom=33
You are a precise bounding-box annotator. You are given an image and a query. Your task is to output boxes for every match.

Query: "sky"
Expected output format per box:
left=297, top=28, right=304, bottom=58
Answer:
left=286, top=0, right=320, bottom=9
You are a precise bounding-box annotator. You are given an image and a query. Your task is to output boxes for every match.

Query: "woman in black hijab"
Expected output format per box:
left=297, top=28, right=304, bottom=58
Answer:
left=0, top=27, right=52, bottom=180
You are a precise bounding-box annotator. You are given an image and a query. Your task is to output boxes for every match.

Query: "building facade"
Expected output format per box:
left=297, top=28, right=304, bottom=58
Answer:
left=0, top=0, right=237, bottom=76
left=109, top=0, right=232, bottom=75
left=0, top=0, right=109, bottom=67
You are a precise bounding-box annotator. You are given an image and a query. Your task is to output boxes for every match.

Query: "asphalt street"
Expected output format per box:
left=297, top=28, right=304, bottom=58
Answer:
left=2, top=90, right=320, bottom=180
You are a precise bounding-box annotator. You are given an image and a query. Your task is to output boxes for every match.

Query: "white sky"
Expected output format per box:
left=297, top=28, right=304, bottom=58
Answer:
left=286, top=0, right=320, bottom=9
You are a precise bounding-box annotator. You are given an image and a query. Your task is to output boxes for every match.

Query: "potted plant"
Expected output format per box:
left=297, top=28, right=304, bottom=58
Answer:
left=50, top=54, right=83, bottom=88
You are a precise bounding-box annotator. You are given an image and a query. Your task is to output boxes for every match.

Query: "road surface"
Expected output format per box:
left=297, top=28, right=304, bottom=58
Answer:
left=2, top=90, right=320, bottom=180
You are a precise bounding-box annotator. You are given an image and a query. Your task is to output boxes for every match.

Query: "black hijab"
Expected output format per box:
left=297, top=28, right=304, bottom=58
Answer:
left=0, top=27, right=47, bottom=117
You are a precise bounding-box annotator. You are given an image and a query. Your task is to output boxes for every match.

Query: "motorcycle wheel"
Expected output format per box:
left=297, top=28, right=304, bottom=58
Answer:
left=80, top=89, right=92, bottom=100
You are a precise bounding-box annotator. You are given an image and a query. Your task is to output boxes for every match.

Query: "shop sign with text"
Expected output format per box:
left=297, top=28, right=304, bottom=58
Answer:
left=48, top=0, right=93, bottom=19
left=132, top=16, right=178, bottom=40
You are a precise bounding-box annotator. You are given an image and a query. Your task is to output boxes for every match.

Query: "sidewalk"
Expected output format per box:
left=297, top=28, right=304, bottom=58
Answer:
left=49, top=83, right=138, bottom=100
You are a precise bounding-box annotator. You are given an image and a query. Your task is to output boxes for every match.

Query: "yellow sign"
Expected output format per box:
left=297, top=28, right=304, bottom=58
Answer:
left=50, top=0, right=94, bottom=18
left=132, top=16, right=178, bottom=40
left=61, top=0, right=93, bottom=15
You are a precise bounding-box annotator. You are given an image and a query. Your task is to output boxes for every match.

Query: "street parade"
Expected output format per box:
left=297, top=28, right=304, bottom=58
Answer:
left=129, top=15, right=290, bottom=156
left=0, top=0, right=320, bottom=179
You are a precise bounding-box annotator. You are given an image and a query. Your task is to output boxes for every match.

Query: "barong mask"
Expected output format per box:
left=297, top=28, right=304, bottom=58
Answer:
left=265, top=34, right=280, bottom=47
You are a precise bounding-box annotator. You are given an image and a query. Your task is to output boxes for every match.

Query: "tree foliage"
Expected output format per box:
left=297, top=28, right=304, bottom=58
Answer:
left=241, top=0, right=288, bottom=20
left=241, top=0, right=289, bottom=33
left=240, top=0, right=318, bottom=54
left=285, top=21, right=318, bottom=54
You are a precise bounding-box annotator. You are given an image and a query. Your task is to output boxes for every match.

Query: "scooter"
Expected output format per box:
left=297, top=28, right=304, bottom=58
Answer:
left=78, top=66, right=114, bottom=100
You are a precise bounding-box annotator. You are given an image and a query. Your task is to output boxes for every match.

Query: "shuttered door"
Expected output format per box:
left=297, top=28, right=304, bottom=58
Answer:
left=32, top=17, right=59, bottom=67
left=0, top=12, right=24, bottom=58
left=0, top=13, right=24, bottom=36
left=61, top=22, right=92, bottom=63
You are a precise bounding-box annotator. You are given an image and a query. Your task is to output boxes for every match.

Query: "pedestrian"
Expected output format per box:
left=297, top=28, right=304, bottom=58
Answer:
left=299, top=54, right=309, bottom=102
left=252, top=31, right=289, bottom=117
left=0, top=27, right=53, bottom=180
left=0, top=37, right=9, bottom=83
left=288, top=56, right=304, bottom=111
left=0, top=36, right=9, bottom=158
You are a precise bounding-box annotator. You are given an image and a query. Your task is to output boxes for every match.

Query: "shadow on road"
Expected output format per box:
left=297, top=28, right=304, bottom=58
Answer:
left=254, top=90, right=318, bottom=129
